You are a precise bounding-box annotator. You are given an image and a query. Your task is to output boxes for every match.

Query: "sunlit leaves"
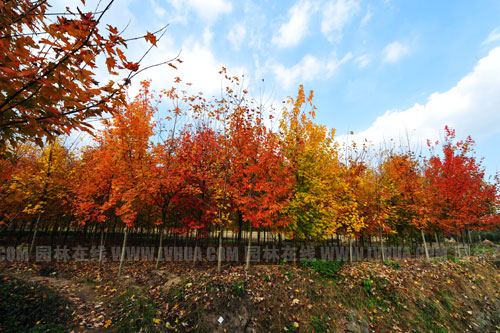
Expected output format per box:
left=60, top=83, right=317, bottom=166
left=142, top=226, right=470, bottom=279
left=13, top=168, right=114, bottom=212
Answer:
left=0, top=0, right=164, bottom=153
left=424, top=126, right=500, bottom=233
left=280, top=85, right=343, bottom=240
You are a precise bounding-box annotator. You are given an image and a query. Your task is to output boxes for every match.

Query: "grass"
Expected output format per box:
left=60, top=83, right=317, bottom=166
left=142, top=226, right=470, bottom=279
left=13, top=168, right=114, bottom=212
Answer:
left=436, top=290, right=453, bottom=311
left=232, top=279, right=246, bottom=296
left=383, top=259, right=401, bottom=269
left=361, top=279, right=374, bottom=295
left=415, top=298, right=447, bottom=332
left=114, top=287, right=160, bottom=332
left=471, top=245, right=497, bottom=255
left=309, top=314, right=329, bottom=332
left=300, top=258, right=344, bottom=280
left=0, top=276, right=72, bottom=332
left=284, top=321, right=298, bottom=332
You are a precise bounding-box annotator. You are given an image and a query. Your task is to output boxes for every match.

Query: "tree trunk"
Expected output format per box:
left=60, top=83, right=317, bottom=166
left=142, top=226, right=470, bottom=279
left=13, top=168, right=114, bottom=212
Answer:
left=237, top=211, right=243, bottom=247
left=217, top=227, right=223, bottom=273
left=29, top=213, right=42, bottom=256
left=98, top=225, right=105, bottom=271
left=421, top=229, right=429, bottom=260
left=155, top=228, right=164, bottom=269
left=245, top=223, right=252, bottom=270
left=193, top=233, right=198, bottom=267
left=349, top=236, right=353, bottom=263
left=467, top=228, right=472, bottom=257
left=90, top=223, right=97, bottom=248
left=379, top=228, right=385, bottom=262
left=118, top=227, right=128, bottom=277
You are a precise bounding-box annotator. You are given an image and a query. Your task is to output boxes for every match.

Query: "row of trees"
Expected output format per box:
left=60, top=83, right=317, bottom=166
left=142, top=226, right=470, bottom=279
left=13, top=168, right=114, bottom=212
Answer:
left=1, top=72, right=499, bottom=272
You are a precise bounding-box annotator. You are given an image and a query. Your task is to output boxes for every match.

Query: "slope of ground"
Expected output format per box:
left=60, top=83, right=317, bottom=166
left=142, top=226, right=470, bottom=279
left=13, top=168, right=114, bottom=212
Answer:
left=0, top=247, right=499, bottom=332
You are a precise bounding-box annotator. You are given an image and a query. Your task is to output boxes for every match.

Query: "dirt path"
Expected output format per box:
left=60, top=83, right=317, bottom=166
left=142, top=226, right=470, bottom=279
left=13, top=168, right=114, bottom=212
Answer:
left=5, top=271, right=111, bottom=332
left=1, top=264, right=185, bottom=332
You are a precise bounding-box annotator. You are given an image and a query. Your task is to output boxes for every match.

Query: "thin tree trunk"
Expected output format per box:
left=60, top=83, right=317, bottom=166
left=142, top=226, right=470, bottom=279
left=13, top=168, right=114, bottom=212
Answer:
left=421, top=229, right=429, bottom=260
left=379, top=228, right=385, bottom=262
left=217, top=227, right=223, bottom=273
left=349, top=236, right=352, bottom=263
left=98, top=225, right=105, bottom=271
left=90, top=223, right=97, bottom=248
left=245, top=223, right=252, bottom=270
left=155, top=228, right=163, bottom=269
left=466, top=228, right=472, bottom=257
left=29, top=213, right=42, bottom=256
left=292, top=237, right=297, bottom=265
left=192, top=233, right=198, bottom=267
left=118, top=227, right=128, bottom=277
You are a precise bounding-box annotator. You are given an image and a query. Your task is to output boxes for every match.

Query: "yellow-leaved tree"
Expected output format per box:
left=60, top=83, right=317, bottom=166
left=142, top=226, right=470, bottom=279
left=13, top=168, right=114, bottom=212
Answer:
left=280, top=86, right=342, bottom=242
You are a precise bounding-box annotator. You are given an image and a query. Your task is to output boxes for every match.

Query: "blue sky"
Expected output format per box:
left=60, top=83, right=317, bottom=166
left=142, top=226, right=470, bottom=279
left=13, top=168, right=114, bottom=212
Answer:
left=59, top=0, right=500, bottom=175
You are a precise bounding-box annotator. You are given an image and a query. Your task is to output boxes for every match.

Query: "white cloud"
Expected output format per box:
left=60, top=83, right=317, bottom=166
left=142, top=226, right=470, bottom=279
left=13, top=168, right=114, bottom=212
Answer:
left=382, top=41, right=409, bottom=63
left=354, top=54, right=371, bottom=68
left=321, top=0, right=360, bottom=42
left=347, top=46, right=500, bottom=148
left=271, top=52, right=352, bottom=90
left=361, top=9, right=372, bottom=26
left=123, top=36, right=245, bottom=99
left=483, top=27, right=500, bottom=45
left=167, top=0, right=232, bottom=24
left=175, top=43, right=246, bottom=97
left=150, top=0, right=166, bottom=16
left=203, top=27, right=214, bottom=45
left=272, top=0, right=315, bottom=48
left=227, top=23, right=247, bottom=51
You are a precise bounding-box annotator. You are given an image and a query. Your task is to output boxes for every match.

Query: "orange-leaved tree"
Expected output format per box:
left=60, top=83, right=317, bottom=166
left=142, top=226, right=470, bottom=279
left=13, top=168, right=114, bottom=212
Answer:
left=382, top=152, right=430, bottom=258
left=0, top=0, right=173, bottom=151
left=93, top=81, right=156, bottom=275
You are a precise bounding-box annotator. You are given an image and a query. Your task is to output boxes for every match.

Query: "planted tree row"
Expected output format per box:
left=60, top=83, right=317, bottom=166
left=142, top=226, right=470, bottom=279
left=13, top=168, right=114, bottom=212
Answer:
left=1, top=73, right=499, bottom=273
